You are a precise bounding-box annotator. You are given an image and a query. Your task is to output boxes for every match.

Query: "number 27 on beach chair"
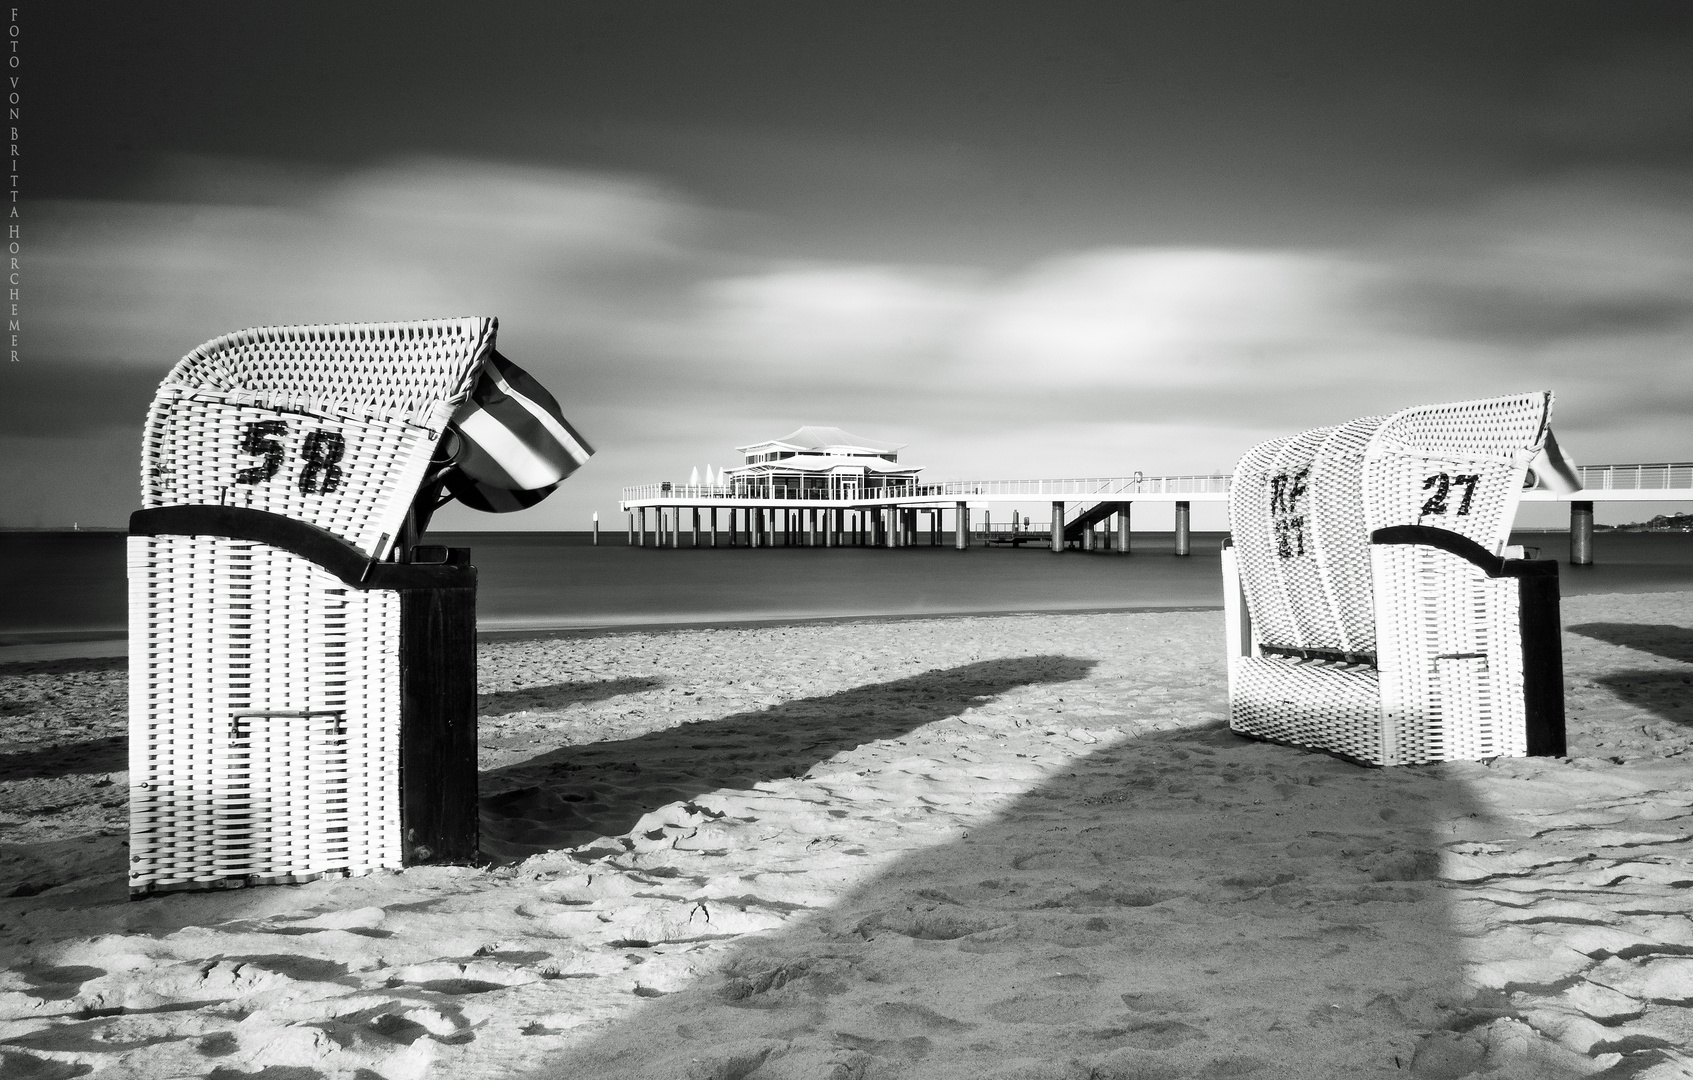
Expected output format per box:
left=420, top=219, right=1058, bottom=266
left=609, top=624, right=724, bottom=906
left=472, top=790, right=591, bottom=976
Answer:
left=1221, top=391, right=1575, bottom=767
left=127, top=318, right=591, bottom=896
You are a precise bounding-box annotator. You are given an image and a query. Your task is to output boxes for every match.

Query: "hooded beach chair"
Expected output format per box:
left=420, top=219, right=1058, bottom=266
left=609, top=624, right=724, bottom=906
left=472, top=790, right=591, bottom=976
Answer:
left=1221, top=391, right=1572, bottom=766
left=128, top=317, right=590, bottom=895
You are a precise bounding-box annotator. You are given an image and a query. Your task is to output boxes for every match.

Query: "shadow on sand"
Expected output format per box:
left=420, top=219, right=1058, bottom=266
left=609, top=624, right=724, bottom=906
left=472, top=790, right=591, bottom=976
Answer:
left=1569, top=622, right=1693, bottom=665
left=504, top=685, right=1498, bottom=1077
left=0, top=734, right=126, bottom=783
left=479, top=676, right=667, bottom=717
left=478, top=656, right=1097, bottom=862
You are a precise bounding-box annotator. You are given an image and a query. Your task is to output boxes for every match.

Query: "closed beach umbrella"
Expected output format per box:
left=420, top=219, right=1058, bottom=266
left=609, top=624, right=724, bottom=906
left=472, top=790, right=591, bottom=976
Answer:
left=444, top=350, right=595, bottom=513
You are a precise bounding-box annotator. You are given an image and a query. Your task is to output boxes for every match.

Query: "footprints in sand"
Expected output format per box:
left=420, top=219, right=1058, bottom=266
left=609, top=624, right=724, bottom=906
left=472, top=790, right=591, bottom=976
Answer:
left=476, top=653, right=1099, bottom=861
left=3, top=599, right=1693, bottom=1078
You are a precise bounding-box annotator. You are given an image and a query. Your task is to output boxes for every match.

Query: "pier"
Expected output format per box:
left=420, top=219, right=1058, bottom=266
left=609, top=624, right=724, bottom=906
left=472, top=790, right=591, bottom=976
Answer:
left=621, top=463, right=1693, bottom=564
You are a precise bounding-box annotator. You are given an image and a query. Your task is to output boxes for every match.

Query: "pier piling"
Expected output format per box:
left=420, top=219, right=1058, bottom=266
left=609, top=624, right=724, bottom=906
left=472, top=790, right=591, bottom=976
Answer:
left=1175, top=501, right=1191, bottom=556
left=1117, top=505, right=1130, bottom=555
left=1051, top=501, right=1064, bottom=553
left=1571, top=500, right=1594, bottom=565
left=955, top=501, right=969, bottom=550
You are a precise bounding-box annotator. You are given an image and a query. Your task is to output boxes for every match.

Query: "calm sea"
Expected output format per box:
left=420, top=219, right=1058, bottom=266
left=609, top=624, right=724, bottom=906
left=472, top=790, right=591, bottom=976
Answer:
left=5, top=529, right=1693, bottom=641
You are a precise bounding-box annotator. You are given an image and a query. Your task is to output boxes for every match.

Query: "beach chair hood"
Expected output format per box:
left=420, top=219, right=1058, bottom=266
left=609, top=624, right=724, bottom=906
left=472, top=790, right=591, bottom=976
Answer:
left=1223, top=390, right=1568, bottom=765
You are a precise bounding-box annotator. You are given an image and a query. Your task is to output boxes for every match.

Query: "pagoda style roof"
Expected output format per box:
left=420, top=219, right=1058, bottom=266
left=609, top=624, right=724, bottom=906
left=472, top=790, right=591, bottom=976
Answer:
left=727, top=455, right=919, bottom=475
left=735, top=426, right=905, bottom=456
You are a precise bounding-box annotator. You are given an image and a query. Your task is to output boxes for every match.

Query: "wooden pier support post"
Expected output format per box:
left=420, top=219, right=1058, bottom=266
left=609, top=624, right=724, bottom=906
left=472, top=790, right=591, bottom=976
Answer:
left=1117, top=504, right=1130, bottom=555
left=627, top=511, right=634, bottom=546
left=1051, top=501, right=1065, bottom=553
left=1174, top=501, right=1191, bottom=556
left=593, top=512, right=600, bottom=546
left=1571, top=500, right=1595, bottom=566
left=638, top=507, right=646, bottom=547
left=691, top=507, right=699, bottom=548
left=955, top=501, right=969, bottom=550
left=671, top=509, right=680, bottom=549
left=751, top=508, right=760, bottom=548
left=710, top=508, right=718, bottom=547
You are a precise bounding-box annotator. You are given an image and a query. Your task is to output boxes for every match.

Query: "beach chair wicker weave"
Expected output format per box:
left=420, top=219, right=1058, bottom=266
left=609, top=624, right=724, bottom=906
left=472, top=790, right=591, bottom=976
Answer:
left=1222, top=392, right=1566, bottom=766
left=128, top=318, right=494, bottom=895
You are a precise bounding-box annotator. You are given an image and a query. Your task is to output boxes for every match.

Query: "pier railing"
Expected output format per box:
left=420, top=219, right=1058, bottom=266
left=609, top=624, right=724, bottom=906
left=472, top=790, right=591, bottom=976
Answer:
left=1575, top=463, right=1693, bottom=492
left=622, top=473, right=1234, bottom=504
left=625, top=464, right=1693, bottom=505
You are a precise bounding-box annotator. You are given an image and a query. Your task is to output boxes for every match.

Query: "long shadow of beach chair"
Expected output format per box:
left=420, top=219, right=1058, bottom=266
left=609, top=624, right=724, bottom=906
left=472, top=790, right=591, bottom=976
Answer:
left=1222, top=392, right=1568, bottom=766
left=127, top=319, right=498, bottom=896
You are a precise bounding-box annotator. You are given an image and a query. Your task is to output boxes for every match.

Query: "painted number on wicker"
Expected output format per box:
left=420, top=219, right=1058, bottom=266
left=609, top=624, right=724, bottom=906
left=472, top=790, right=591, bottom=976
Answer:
left=298, top=430, right=346, bottom=495
left=236, top=420, right=288, bottom=485
left=1269, top=468, right=1309, bottom=559
left=1420, top=472, right=1480, bottom=517
left=234, top=421, right=347, bottom=494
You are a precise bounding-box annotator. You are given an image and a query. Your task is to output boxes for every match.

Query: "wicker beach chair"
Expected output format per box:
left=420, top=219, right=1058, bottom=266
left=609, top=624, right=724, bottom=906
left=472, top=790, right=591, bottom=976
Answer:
left=1221, top=392, right=1567, bottom=766
left=127, top=318, right=496, bottom=895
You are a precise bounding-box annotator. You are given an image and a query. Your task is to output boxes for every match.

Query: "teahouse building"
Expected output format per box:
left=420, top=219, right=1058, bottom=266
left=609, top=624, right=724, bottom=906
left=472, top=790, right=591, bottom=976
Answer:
left=725, top=426, right=922, bottom=498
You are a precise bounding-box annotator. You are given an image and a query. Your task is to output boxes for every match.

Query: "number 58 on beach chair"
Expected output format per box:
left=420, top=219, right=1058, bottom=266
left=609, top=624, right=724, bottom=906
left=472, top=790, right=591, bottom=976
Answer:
left=1221, top=392, right=1572, bottom=767
left=128, top=318, right=591, bottom=896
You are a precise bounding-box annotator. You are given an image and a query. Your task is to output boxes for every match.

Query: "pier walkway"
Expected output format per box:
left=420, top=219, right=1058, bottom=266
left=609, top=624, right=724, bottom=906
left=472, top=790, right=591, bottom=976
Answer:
left=619, top=463, right=1693, bottom=563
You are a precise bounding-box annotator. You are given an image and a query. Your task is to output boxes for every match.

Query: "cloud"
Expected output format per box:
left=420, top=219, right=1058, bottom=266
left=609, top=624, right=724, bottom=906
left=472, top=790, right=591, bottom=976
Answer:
left=958, top=248, right=1389, bottom=388
left=681, top=175, right=1693, bottom=446
left=697, top=263, right=980, bottom=377
left=14, top=155, right=1693, bottom=529
left=31, top=155, right=708, bottom=376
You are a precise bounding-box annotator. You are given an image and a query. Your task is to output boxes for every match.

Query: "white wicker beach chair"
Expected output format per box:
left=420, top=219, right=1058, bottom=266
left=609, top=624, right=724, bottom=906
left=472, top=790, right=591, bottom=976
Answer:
left=1221, top=392, right=1566, bottom=766
left=128, top=318, right=495, bottom=895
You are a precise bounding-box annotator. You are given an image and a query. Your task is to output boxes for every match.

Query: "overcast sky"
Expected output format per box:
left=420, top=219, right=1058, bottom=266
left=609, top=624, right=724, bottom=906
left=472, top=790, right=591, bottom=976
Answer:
left=7, top=1, right=1693, bottom=529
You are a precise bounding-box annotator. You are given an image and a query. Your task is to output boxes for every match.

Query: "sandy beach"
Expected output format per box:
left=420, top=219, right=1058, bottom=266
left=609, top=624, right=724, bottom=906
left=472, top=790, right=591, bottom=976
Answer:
left=3, top=594, right=1692, bottom=1079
